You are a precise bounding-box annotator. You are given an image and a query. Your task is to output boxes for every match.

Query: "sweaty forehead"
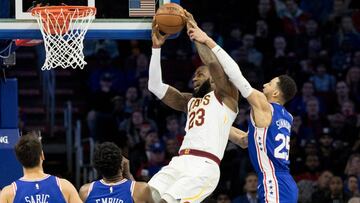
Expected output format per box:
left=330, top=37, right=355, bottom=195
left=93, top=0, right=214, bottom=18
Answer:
left=195, top=66, right=209, bottom=74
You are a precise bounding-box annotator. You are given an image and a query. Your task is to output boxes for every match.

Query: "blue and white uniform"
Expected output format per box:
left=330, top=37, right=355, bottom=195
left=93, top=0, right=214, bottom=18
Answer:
left=13, top=175, right=66, bottom=203
left=248, top=103, right=298, bottom=203
left=85, top=179, right=134, bottom=203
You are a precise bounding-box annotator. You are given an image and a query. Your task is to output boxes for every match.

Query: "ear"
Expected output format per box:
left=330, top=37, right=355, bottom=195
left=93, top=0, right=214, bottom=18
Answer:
left=273, top=89, right=280, bottom=98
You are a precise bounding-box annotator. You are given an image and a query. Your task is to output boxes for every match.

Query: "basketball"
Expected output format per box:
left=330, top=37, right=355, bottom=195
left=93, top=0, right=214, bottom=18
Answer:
left=155, top=3, right=185, bottom=34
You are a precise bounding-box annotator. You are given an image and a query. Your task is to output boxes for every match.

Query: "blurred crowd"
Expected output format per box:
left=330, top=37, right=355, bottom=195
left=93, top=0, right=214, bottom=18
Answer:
left=81, top=0, right=360, bottom=202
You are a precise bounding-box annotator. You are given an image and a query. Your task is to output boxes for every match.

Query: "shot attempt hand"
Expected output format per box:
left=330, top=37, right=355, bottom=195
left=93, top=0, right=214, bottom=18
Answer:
left=152, top=17, right=170, bottom=48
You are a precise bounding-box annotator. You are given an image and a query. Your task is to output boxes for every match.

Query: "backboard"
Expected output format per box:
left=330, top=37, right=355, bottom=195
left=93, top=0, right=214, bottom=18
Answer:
left=0, top=0, right=180, bottom=39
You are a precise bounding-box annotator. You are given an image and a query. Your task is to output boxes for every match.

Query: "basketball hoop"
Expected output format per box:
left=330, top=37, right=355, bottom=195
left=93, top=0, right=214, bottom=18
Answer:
left=31, top=6, right=96, bottom=70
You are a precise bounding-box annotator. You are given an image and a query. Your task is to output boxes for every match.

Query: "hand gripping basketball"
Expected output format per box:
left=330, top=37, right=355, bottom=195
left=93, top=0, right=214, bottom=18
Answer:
left=151, top=18, right=170, bottom=48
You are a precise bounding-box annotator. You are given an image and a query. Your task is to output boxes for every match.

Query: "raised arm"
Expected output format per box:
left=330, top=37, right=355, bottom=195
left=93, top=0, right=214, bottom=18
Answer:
left=186, top=13, right=271, bottom=127
left=185, top=12, right=238, bottom=111
left=148, top=18, right=192, bottom=112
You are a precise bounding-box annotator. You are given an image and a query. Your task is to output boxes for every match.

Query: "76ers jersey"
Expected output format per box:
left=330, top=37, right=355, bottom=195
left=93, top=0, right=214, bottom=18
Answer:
left=13, top=175, right=66, bottom=203
left=86, top=179, right=134, bottom=203
left=181, top=91, right=237, bottom=160
left=248, top=103, right=298, bottom=203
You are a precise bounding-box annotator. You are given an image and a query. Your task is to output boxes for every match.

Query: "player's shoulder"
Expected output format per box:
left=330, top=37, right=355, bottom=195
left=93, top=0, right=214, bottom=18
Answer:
left=79, top=182, right=93, bottom=201
left=0, top=184, right=14, bottom=199
left=133, top=181, right=152, bottom=202
left=79, top=183, right=92, bottom=194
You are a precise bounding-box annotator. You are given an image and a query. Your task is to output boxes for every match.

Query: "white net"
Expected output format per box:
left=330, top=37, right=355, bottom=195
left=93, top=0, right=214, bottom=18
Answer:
left=32, top=6, right=96, bottom=70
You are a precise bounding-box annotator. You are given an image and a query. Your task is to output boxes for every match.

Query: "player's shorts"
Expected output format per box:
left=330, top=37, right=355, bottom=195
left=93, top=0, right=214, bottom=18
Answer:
left=148, top=154, right=220, bottom=203
left=257, top=172, right=298, bottom=203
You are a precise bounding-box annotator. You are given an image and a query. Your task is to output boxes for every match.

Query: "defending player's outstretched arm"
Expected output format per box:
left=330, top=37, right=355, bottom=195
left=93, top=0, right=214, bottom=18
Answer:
left=186, top=16, right=272, bottom=127
left=185, top=11, right=238, bottom=112
left=148, top=17, right=192, bottom=112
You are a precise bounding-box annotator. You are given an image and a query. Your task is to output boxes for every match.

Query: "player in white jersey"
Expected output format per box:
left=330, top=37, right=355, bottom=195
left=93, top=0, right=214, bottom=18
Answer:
left=147, top=12, right=239, bottom=203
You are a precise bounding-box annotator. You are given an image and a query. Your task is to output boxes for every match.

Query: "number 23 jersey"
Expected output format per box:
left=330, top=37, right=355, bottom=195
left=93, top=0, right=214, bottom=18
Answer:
left=248, top=102, right=293, bottom=174
left=181, top=91, right=237, bottom=160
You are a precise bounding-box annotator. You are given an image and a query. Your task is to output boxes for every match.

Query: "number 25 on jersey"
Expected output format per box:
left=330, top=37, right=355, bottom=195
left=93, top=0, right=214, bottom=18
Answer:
left=274, top=133, right=290, bottom=161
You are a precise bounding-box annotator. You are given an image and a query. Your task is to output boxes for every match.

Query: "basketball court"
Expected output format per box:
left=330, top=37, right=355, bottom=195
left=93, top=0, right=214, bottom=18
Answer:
left=0, top=0, right=179, bottom=189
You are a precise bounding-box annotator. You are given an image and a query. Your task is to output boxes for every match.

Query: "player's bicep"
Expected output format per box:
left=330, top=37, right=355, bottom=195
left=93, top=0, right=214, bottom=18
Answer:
left=161, top=86, right=192, bottom=112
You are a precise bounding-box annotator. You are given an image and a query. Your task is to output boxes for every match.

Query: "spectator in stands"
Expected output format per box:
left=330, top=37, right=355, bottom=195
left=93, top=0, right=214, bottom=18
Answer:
left=318, top=128, right=336, bottom=169
left=255, top=0, right=281, bottom=36
left=345, top=175, right=360, bottom=197
left=346, top=66, right=360, bottom=103
left=232, top=173, right=259, bottom=203
left=309, top=63, right=336, bottom=94
left=289, top=81, right=316, bottom=114
left=119, top=110, right=157, bottom=148
left=291, top=114, right=313, bottom=147
left=129, top=129, right=159, bottom=176
left=165, top=138, right=179, bottom=159
left=87, top=72, right=118, bottom=142
left=311, top=170, right=334, bottom=203
left=299, top=0, right=333, bottom=23
left=162, top=115, right=184, bottom=143
left=345, top=153, right=360, bottom=179
left=266, top=35, right=294, bottom=78
left=277, top=0, right=311, bottom=36
left=215, top=190, right=231, bottom=203
left=242, top=34, right=263, bottom=67
left=324, top=176, right=351, bottom=202
left=136, top=142, right=168, bottom=182
left=329, top=81, right=352, bottom=113
left=123, top=86, right=141, bottom=116
left=296, top=154, right=321, bottom=182
left=302, top=97, right=328, bottom=137
left=353, top=51, right=360, bottom=67
left=334, top=16, right=360, bottom=50
left=349, top=197, right=360, bottom=203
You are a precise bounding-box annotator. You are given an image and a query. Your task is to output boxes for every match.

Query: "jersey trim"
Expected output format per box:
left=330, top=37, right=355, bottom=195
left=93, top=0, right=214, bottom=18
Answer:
left=19, top=174, right=51, bottom=182
left=87, top=182, right=95, bottom=197
left=254, top=127, right=279, bottom=203
left=12, top=182, right=17, bottom=195
left=55, top=177, right=62, bottom=192
left=99, top=178, right=128, bottom=186
left=130, top=181, right=135, bottom=196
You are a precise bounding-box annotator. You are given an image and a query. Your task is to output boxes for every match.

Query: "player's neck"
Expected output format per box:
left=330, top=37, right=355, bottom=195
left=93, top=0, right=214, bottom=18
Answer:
left=22, top=166, right=46, bottom=180
left=102, top=174, right=124, bottom=183
left=268, top=97, right=283, bottom=105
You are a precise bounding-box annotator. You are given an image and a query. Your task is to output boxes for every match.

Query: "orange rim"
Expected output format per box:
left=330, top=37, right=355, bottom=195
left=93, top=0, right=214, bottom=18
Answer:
left=31, top=6, right=96, bottom=18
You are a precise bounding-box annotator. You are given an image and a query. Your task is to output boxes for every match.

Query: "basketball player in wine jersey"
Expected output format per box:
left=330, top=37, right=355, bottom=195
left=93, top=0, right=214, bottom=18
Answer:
left=147, top=12, right=239, bottom=203
left=0, top=132, right=81, bottom=203
left=188, top=22, right=299, bottom=203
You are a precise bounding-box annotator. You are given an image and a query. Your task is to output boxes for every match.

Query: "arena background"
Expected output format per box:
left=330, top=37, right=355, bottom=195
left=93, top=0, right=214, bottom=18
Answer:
left=1, top=0, right=360, bottom=202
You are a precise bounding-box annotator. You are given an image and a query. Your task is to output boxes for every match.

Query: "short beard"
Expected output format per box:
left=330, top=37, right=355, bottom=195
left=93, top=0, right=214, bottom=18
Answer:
left=193, top=79, right=212, bottom=98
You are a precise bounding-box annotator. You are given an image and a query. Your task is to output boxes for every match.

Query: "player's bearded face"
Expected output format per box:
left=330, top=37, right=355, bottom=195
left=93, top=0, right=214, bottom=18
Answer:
left=193, top=79, right=211, bottom=98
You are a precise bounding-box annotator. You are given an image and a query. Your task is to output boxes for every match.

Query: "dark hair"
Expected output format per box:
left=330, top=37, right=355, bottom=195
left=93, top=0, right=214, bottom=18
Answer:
left=93, top=142, right=123, bottom=179
left=15, top=132, right=42, bottom=168
left=277, top=75, right=297, bottom=103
